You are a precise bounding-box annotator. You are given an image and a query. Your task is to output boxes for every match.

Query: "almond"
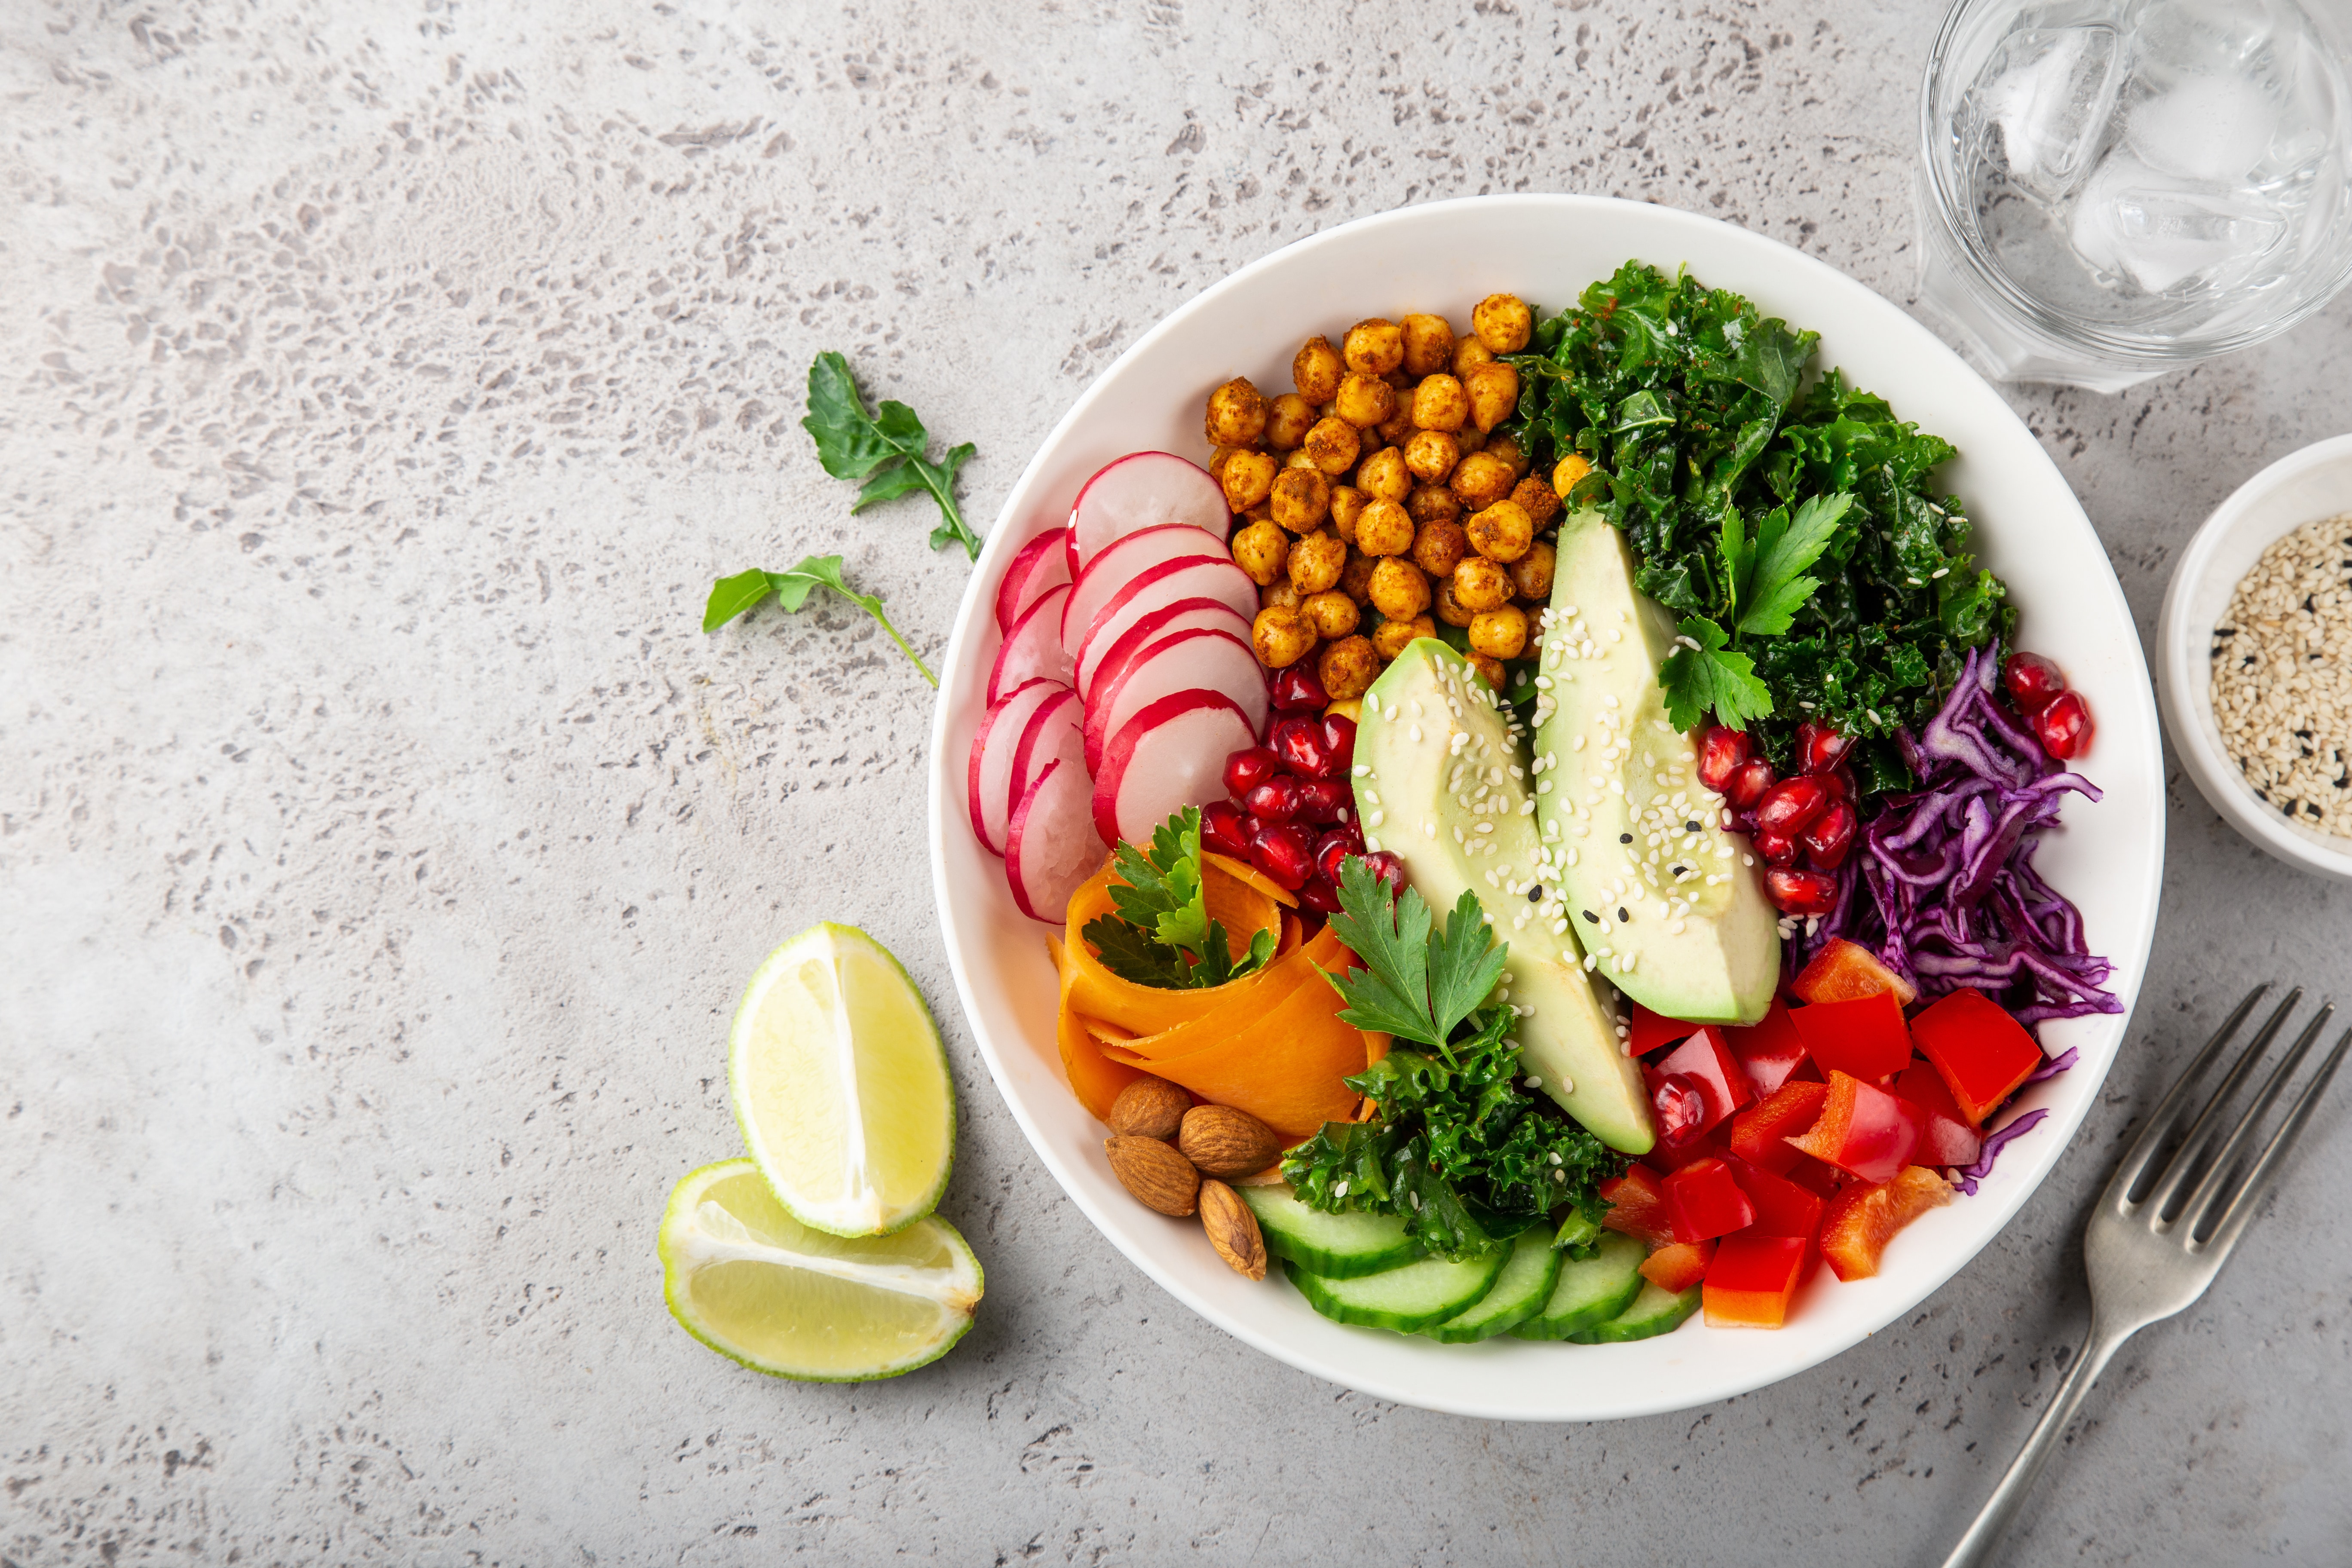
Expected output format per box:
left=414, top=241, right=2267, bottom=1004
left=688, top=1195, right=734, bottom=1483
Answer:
left=1106, top=1075, right=1192, bottom=1141
left=1198, top=1179, right=1268, bottom=1280
left=1176, top=1104, right=1282, bottom=1179
left=1104, top=1135, right=1200, bottom=1216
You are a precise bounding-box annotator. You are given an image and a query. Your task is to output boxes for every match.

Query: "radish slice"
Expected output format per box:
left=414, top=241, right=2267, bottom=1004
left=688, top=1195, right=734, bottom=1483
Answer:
left=1067, top=452, right=1228, bottom=575
left=967, top=679, right=1066, bottom=856
left=1063, top=525, right=1236, bottom=656
left=1010, top=686, right=1084, bottom=813
left=1083, top=628, right=1268, bottom=774
left=995, top=527, right=1072, bottom=634
left=1068, top=554, right=1258, bottom=665
left=987, top=584, right=1075, bottom=706
left=1007, top=757, right=1106, bottom=924
left=1078, top=597, right=1253, bottom=705
left=1092, top=690, right=1257, bottom=848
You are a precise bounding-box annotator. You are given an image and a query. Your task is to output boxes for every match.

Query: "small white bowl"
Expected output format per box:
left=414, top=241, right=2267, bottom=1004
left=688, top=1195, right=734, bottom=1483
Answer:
left=2157, top=433, right=2352, bottom=883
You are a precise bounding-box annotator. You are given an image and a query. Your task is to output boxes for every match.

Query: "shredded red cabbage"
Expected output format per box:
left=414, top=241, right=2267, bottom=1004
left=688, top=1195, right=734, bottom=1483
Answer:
left=1955, top=1109, right=2049, bottom=1196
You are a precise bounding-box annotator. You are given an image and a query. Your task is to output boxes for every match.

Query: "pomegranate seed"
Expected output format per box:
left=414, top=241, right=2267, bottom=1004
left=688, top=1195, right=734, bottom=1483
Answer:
left=1726, top=759, right=1775, bottom=810
left=1223, top=747, right=1284, bottom=799
left=1270, top=665, right=1329, bottom=713
left=1765, top=867, right=1840, bottom=916
left=1754, top=775, right=1831, bottom=836
left=1244, top=776, right=1305, bottom=824
left=1320, top=713, right=1358, bottom=775
left=2034, top=690, right=2093, bottom=760
left=1697, top=724, right=1753, bottom=793
left=2003, top=651, right=2067, bottom=714
left=1795, top=721, right=1851, bottom=774
left=1297, top=875, right=1344, bottom=914
left=1269, top=716, right=1332, bottom=778
left=1201, top=800, right=1253, bottom=858
left=1801, top=799, right=1857, bottom=870
left=1653, top=1073, right=1709, bottom=1148
left=1248, top=822, right=1316, bottom=890
left=1752, top=827, right=1799, bottom=867
left=1360, top=851, right=1408, bottom=892
left=1817, top=768, right=1853, bottom=803
left=1314, top=831, right=1357, bottom=886
left=1295, top=778, right=1352, bottom=823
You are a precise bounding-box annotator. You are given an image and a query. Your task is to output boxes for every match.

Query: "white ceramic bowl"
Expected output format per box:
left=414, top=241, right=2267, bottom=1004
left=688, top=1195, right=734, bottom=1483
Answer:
left=2156, top=433, right=2352, bottom=882
left=927, top=196, right=2165, bottom=1421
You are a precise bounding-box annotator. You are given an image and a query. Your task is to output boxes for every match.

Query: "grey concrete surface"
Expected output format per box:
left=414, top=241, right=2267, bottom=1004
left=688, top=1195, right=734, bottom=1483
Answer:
left=3, top=1, right=2348, bottom=1562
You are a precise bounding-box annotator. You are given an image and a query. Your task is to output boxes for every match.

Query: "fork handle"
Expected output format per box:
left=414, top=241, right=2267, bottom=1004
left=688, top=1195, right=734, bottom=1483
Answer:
left=1938, top=1313, right=2138, bottom=1568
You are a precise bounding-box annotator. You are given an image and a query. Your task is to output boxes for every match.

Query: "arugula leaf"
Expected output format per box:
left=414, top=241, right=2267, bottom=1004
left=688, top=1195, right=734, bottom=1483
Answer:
left=1081, top=808, right=1275, bottom=990
left=1660, top=616, right=1773, bottom=732
left=802, top=351, right=982, bottom=559
left=701, top=555, right=937, bottom=686
left=1322, top=858, right=1504, bottom=1053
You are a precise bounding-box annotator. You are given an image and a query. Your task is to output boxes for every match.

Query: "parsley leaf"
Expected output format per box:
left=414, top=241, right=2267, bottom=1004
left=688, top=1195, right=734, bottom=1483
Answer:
left=1080, top=808, right=1275, bottom=990
left=1660, top=615, right=1772, bottom=732
left=1736, top=491, right=1853, bottom=637
left=701, top=555, right=937, bottom=686
left=1322, top=857, right=1504, bottom=1053
left=802, top=351, right=982, bottom=559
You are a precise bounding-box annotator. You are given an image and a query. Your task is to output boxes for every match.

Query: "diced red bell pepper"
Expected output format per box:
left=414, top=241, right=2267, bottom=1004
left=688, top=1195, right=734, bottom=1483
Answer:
left=1724, top=1156, right=1825, bottom=1242
left=1722, top=998, right=1810, bottom=1098
left=1790, top=936, right=1920, bottom=1006
left=1664, top=1156, right=1758, bottom=1243
left=1598, top=1166, right=1678, bottom=1248
left=1644, top=1026, right=1754, bottom=1135
left=1628, top=1002, right=1696, bottom=1057
left=1782, top=1154, right=1845, bottom=1198
left=1787, top=1070, right=1926, bottom=1185
left=1819, top=1166, right=1955, bottom=1281
left=1638, top=1238, right=1715, bottom=1292
left=1729, top=1079, right=1828, bottom=1176
left=1789, top=991, right=1914, bottom=1081
left=1909, top=986, right=2045, bottom=1125
left=1703, top=1234, right=1810, bottom=1328
left=1643, top=1132, right=1729, bottom=1174
left=1896, top=1059, right=1985, bottom=1167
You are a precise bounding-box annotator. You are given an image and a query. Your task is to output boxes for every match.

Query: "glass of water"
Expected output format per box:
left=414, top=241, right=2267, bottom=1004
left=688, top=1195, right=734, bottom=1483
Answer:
left=1918, top=0, right=2352, bottom=392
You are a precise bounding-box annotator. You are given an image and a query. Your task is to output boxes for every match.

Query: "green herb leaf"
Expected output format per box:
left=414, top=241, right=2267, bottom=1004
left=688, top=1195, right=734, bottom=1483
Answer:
left=1081, top=808, right=1276, bottom=990
left=1736, top=491, right=1853, bottom=637
left=701, top=554, right=937, bottom=687
left=1080, top=913, right=1195, bottom=988
left=1660, top=615, right=1773, bottom=732
left=800, top=351, right=983, bottom=559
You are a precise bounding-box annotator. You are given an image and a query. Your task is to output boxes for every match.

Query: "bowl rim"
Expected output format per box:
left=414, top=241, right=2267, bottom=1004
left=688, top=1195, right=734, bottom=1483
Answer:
left=2156, top=431, right=2352, bottom=882
left=927, top=193, right=2162, bottom=1420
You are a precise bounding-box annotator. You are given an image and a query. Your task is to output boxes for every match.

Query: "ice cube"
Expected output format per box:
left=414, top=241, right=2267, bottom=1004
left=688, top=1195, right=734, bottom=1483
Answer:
left=2125, top=72, right=2283, bottom=183
left=2069, top=149, right=2290, bottom=293
left=1963, top=22, right=2128, bottom=202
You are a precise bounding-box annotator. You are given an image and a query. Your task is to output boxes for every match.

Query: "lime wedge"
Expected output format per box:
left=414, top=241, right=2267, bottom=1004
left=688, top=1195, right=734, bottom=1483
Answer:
left=660, top=1159, right=982, bottom=1381
left=727, top=922, right=956, bottom=1236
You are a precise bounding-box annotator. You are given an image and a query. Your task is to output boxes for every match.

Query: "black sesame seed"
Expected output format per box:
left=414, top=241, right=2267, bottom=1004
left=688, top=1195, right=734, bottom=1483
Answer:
left=2308, top=803, right=2322, bottom=818
left=1617, top=907, right=1629, bottom=922
left=1684, top=820, right=1700, bottom=833
left=2214, top=626, right=2237, bottom=637
left=1672, top=865, right=1688, bottom=877
left=1528, top=885, right=1545, bottom=903
left=2296, top=729, right=2314, bottom=738
left=1581, top=910, right=1598, bottom=923
left=2306, top=595, right=2318, bottom=613
left=2282, top=800, right=2301, bottom=818
left=1619, top=833, right=1633, bottom=844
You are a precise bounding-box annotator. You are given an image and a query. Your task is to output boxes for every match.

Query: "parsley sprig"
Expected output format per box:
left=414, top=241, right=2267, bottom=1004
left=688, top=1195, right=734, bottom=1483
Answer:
left=802, top=351, right=981, bottom=559
left=1081, top=808, right=1275, bottom=990
left=701, top=555, right=936, bottom=686
left=1658, top=492, right=1853, bottom=731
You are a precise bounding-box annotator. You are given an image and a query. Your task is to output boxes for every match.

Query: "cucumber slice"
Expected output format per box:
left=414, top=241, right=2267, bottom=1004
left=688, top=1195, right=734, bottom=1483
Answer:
left=1286, top=1248, right=1507, bottom=1334
left=1238, top=1185, right=1424, bottom=1278
left=1565, top=1280, right=1702, bottom=1344
left=1424, top=1227, right=1562, bottom=1343
left=1512, top=1232, right=1646, bottom=1341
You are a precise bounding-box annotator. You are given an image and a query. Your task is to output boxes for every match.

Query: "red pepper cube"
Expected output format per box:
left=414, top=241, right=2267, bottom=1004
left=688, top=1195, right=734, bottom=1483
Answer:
left=1728, top=1079, right=1829, bottom=1175
left=1896, top=1059, right=1985, bottom=1167
left=1789, top=991, right=1914, bottom=1081
left=1790, top=936, right=1920, bottom=1006
left=1703, top=1234, right=1810, bottom=1329
left=1724, top=1156, right=1826, bottom=1242
left=1628, top=1001, right=1697, bottom=1057
left=1910, top=986, right=2045, bottom=1125
left=1723, top=998, right=1811, bottom=1099
left=1819, top=1166, right=1955, bottom=1282
left=1638, top=1238, right=1715, bottom=1292
left=1598, top=1166, right=1678, bottom=1248
left=1645, top=1026, right=1755, bottom=1135
left=1787, top=1070, right=1926, bottom=1185
left=1663, top=1156, right=1758, bottom=1243
left=1643, top=1132, right=1729, bottom=1174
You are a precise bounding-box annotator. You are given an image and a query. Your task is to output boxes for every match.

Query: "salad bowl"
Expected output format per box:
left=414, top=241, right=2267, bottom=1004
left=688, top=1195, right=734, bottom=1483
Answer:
left=926, top=195, right=2164, bottom=1421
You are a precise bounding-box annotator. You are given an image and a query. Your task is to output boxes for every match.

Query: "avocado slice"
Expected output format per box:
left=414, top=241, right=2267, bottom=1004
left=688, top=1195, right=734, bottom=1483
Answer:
left=1531, top=507, right=1780, bottom=1025
left=1354, top=638, right=1654, bottom=1155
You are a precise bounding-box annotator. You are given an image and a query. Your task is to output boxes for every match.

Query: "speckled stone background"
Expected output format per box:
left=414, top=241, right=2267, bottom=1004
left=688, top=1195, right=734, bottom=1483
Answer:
left=4, top=1, right=2349, bottom=1562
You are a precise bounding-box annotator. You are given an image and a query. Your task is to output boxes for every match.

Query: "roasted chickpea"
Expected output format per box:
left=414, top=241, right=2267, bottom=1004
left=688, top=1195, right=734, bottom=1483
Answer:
left=1463, top=361, right=1520, bottom=434
left=1454, top=554, right=1514, bottom=613
left=1553, top=453, right=1592, bottom=499
left=1270, top=467, right=1332, bottom=533
left=1333, top=372, right=1396, bottom=430
left=1293, top=337, right=1343, bottom=403
left=1449, top=450, right=1516, bottom=511
left=1456, top=426, right=1487, bottom=455
left=1377, top=408, right=1416, bottom=448
left=1301, top=416, right=1362, bottom=476
left=1253, top=604, right=1317, bottom=669
left=1338, top=548, right=1377, bottom=603
left=1472, top=292, right=1534, bottom=354
left=1261, top=579, right=1304, bottom=612
left=1287, top=529, right=1347, bottom=595
left=1409, top=374, right=1469, bottom=434
left=1510, top=473, right=1562, bottom=529
left=1356, top=445, right=1413, bottom=504
left=1368, top=557, right=1433, bottom=622
left=1302, top=589, right=1361, bottom=640
left=1399, top=313, right=1457, bottom=378
left=1454, top=336, right=1496, bottom=377
left=1354, top=498, right=1415, bottom=557
left=1343, top=318, right=1405, bottom=376
left=1486, top=433, right=1528, bottom=480
left=1469, top=603, right=1531, bottom=660
left=1205, top=377, right=1268, bottom=447
left=1466, top=651, right=1508, bottom=692
left=1208, top=444, right=1249, bottom=483
left=1372, top=613, right=1437, bottom=661
left=1230, top=518, right=1290, bottom=586
left=1406, top=485, right=1463, bottom=526
left=1509, top=539, right=1556, bottom=601
left=1412, top=518, right=1469, bottom=578
left=1433, top=573, right=1476, bottom=628
left=1221, top=448, right=1278, bottom=512
left=1265, top=392, right=1315, bottom=450
left=1280, top=446, right=1319, bottom=472
left=1329, top=485, right=1366, bottom=545
left=1240, top=502, right=1274, bottom=527
left=1318, top=635, right=1380, bottom=701
left=1403, top=429, right=1461, bottom=484
left=1466, top=499, right=1534, bottom=564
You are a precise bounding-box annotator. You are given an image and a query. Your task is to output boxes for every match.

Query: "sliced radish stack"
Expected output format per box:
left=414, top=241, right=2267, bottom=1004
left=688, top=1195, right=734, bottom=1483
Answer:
left=1082, top=628, right=1268, bottom=774
left=1007, top=757, right=1107, bottom=923
left=987, top=584, right=1075, bottom=706
left=1062, top=524, right=1235, bottom=653
left=968, top=678, right=1066, bottom=856
left=1068, top=555, right=1258, bottom=666
left=1078, top=597, right=1253, bottom=705
left=995, top=527, right=1072, bottom=634
left=1092, top=690, right=1258, bottom=848
left=1008, top=686, right=1085, bottom=813
left=1066, top=452, right=1228, bottom=576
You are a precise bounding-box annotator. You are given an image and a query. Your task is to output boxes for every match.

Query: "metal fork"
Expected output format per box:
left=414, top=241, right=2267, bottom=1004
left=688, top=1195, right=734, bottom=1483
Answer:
left=1940, top=985, right=2352, bottom=1568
